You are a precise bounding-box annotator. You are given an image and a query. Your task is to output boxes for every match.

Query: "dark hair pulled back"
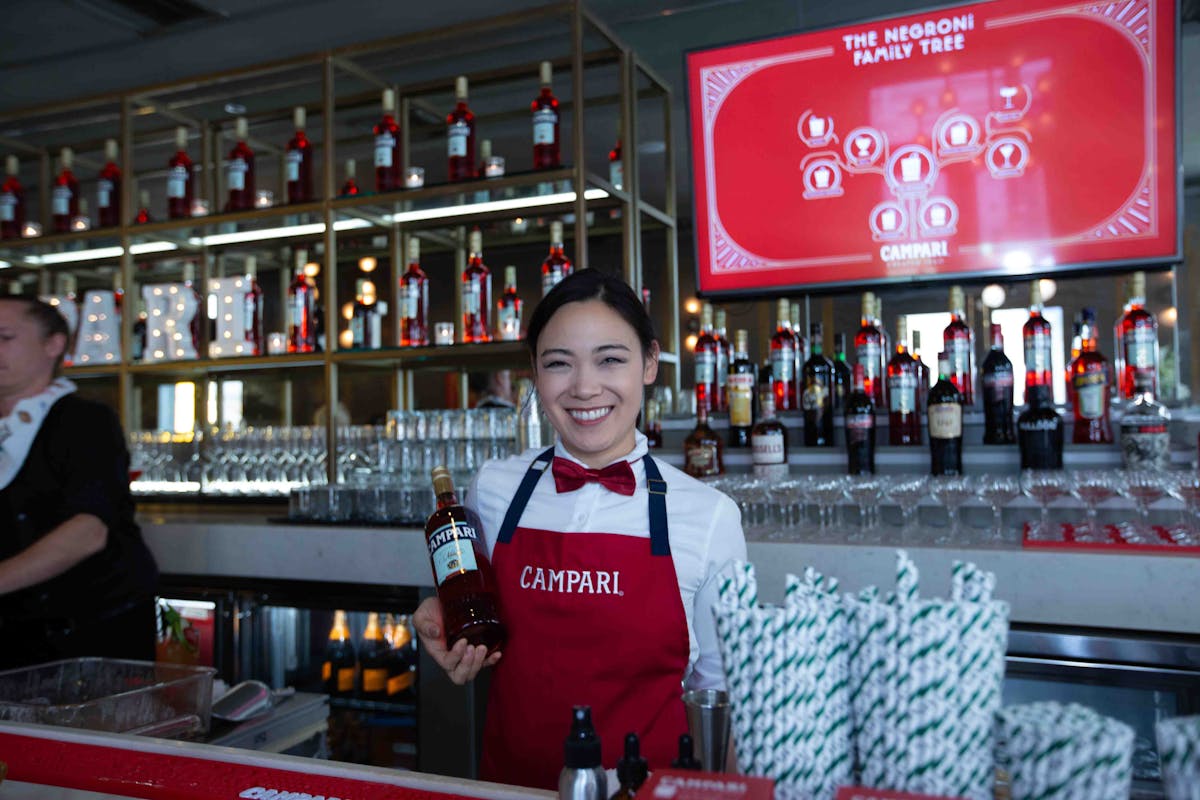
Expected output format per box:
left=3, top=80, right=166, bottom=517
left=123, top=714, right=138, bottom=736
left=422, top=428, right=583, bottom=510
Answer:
left=525, top=268, right=657, bottom=360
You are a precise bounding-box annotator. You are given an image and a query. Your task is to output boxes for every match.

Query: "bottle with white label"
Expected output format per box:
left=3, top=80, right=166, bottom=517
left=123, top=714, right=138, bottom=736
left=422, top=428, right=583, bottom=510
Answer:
left=52, top=147, right=79, bottom=233
left=929, top=351, right=964, bottom=476
left=541, top=220, right=573, bottom=296
left=447, top=76, right=476, bottom=182
left=374, top=90, right=402, bottom=192
left=224, top=117, right=255, bottom=212
left=1117, top=271, right=1158, bottom=401
left=694, top=303, right=719, bottom=414
left=531, top=60, right=561, bottom=169
left=97, top=139, right=121, bottom=228
left=1070, top=308, right=1113, bottom=444
left=286, top=106, right=314, bottom=204
left=854, top=291, right=884, bottom=407
left=769, top=298, right=797, bottom=411
left=751, top=390, right=788, bottom=480
left=1023, top=280, right=1052, bottom=397
left=167, top=127, right=194, bottom=219
left=243, top=255, right=264, bottom=356
left=1, top=155, right=25, bottom=240
left=496, top=266, right=523, bottom=342
left=713, top=308, right=732, bottom=413
left=943, top=285, right=975, bottom=405
left=609, top=117, right=623, bottom=190
left=462, top=230, right=491, bottom=343
left=350, top=278, right=381, bottom=350
left=400, top=237, right=428, bottom=347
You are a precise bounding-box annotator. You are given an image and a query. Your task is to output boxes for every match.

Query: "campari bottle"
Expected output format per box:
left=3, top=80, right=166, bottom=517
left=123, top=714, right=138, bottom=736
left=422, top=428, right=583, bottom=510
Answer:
left=981, top=323, right=1016, bottom=445
left=727, top=329, right=756, bottom=448
left=374, top=89, right=402, bottom=192
left=750, top=390, right=787, bottom=480
left=713, top=309, right=732, bottom=413
left=1117, top=271, right=1158, bottom=401
left=1019, top=384, right=1064, bottom=470
left=96, top=139, right=121, bottom=228
left=446, top=76, right=476, bottom=182
left=496, top=266, right=523, bottom=342
left=0, top=156, right=25, bottom=240
left=886, top=316, right=921, bottom=446
left=801, top=322, right=834, bottom=447
left=928, top=351, right=964, bottom=476
left=1071, top=308, right=1113, bottom=444
left=1023, top=280, right=1052, bottom=399
left=832, top=332, right=852, bottom=409
left=399, top=237, right=428, bottom=347
left=531, top=60, right=561, bottom=170
left=52, top=147, right=80, bottom=233
left=287, top=249, right=319, bottom=354
left=224, top=117, right=255, bottom=212
left=541, top=220, right=572, bottom=296
left=242, top=255, right=265, bottom=356
left=693, top=302, right=719, bottom=414
left=845, top=364, right=876, bottom=475
left=769, top=298, right=797, bottom=411
left=167, top=127, right=194, bottom=219
left=943, top=285, right=975, bottom=405
left=286, top=106, right=314, bottom=204
left=854, top=291, right=884, bottom=407
left=684, top=405, right=724, bottom=478
left=340, top=158, right=361, bottom=197
left=462, top=230, right=491, bottom=343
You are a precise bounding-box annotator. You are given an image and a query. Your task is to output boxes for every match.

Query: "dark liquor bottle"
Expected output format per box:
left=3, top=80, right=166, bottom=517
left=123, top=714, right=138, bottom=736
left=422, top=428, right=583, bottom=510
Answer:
left=1117, top=271, right=1158, bottom=401
left=912, top=330, right=931, bottom=415
left=350, top=279, right=381, bottom=349
left=801, top=322, right=834, bottom=447
left=832, top=332, right=852, bottom=409
left=874, top=295, right=890, bottom=410
left=1, top=155, right=25, bottom=239
left=981, top=323, right=1016, bottom=444
left=684, top=405, right=724, bottom=478
left=287, top=249, right=319, bottom=354
left=322, top=609, right=357, bottom=697
left=1023, top=280, right=1053, bottom=398
left=845, top=363, right=875, bottom=475
left=426, top=466, right=506, bottom=654
left=446, top=76, right=477, bottom=182
left=944, top=285, right=975, bottom=405
left=1018, top=385, right=1064, bottom=470
left=886, top=316, right=921, bottom=446
left=1120, top=388, right=1171, bottom=470
left=790, top=301, right=809, bottom=385
left=727, top=329, right=756, bottom=447
left=612, top=733, right=650, bottom=800
left=714, top=308, right=732, bottom=413
left=855, top=291, right=885, bottom=407
left=462, top=230, right=492, bottom=343
left=224, top=117, right=255, bottom=212
left=286, top=106, right=314, bottom=204
left=693, top=302, right=719, bottom=414
left=400, top=237, right=429, bottom=347
left=1066, top=312, right=1082, bottom=410
left=131, top=297, right=147, bottom=361
left=1071, top=308, right=1113, bottom=444
left=340, top=158, right=361, bottom=197
left=167, top=127, right=194, bottom=220
left=243, top=256, right=265, bottom=357
left=359, top=612, right=390, bottom=701
left=385, top=614, right=416, bottom=699
left=531, top=60, right=561, bottom=170
left=52, top=147, right=79, bottom=233
left=133, top=189, right=152, bottom=225
left=496, top=266, right=522, bottom=342
left=541, top=220, right=572, bottom=297
left=770, top=299, right=797, bottom=411
left=751, top=390, right=788, bottom=480
left=929, top=351, right=964, bottom=476
left=97, top=139, right=121, bottom=228
left=644, top=396, right=663, bottom=449
left=374, top=89, right=402, bottom=192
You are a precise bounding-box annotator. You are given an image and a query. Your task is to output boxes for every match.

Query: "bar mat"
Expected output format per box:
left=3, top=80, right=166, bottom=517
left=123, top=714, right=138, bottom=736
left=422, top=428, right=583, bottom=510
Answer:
left=1022, top=522, right=1200, bottom=554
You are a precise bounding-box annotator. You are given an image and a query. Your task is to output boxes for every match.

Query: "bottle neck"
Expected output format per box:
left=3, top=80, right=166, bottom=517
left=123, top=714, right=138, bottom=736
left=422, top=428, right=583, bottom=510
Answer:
left=435, top=490, right=459, bottom=509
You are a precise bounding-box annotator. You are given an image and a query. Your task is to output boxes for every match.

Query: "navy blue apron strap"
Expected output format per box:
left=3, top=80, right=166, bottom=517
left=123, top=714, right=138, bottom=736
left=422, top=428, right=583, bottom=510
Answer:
left=496, top=446, right=556, bottom=545
left=643, top=455, right=671, bottom=557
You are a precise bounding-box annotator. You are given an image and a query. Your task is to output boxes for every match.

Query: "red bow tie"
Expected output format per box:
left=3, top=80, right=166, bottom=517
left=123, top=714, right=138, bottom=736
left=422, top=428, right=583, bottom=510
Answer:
left=551, top=457, right=637, bottom=496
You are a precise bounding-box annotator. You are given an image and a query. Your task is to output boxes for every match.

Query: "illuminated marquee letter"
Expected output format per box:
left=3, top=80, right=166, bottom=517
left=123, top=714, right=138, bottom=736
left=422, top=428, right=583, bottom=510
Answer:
left=142, top=282, right=200, bottom=362
left=74, top=289, right=122, bottom=364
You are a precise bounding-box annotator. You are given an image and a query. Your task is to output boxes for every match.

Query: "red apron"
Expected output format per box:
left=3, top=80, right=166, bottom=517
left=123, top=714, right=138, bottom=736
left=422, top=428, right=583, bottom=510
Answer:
left=479, top=448, right=690, bottom=790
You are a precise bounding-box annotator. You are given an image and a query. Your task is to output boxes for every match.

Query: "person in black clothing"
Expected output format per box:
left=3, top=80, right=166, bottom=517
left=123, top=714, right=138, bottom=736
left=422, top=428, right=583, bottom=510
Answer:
left=0, top=296, right=158, bottom=670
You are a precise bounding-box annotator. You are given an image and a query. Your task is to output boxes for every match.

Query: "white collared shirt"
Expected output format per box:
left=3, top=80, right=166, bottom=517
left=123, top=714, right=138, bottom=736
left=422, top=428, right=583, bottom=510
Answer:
left=467, top=431, right=747, bottom=690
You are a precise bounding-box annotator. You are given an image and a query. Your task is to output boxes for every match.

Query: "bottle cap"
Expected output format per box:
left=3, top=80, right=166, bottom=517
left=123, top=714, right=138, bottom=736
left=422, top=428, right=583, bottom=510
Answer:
left=455, top=76, right=469, bottom=100
left=431, top=465, right=454, bottom=495
left=616, top=732, right=648, bottom=788
left=990, top=322, right=1002, bottom=345
left=791, top=301, right=802, bottom=325
left=245, top=255, right=257, bottom=278
left=294, top=106, right=306, bottom=131
left=60, top=147, right=73, bottom=170
left=505, top=265, right=517, bottom=285
left=407, top=236, right=420, bottom=262
left=563, top=705, right=602, bottom=768
left=912, top=330, right=922, bottom=350
left=182, top=262, right=195, bottom=283
left=345, top=158, right=357, bottom=178
left=1129, top=271, right=1146, bottom=300
left=700, top=302, right=713, bottom=327
left=382, top=88, right=396, bottom=113
left=734, top=329, right=749, bottom=354
left=175, top=126, right=189, bottom=150
left=480, top=138, right=492, bottom=160
left=235, top=117, right=249, bottom=140
left=897, top=315, right=908, bottom=342
left=672, top=733, right=701, bottom=769
left=861, top=291, right=875, bottom=317
left=874, top=295, right=883, bottom=321
left=1029, top=279, right=1043, bottom=307
left=949, top=285, right=964, bottom=312
left=139, top=188, right=151, bottom=207
left=296, top=248, right=309, bottom=271
left=550, top=220, right=563, bottom=244
left=810, top=321, right=822, bottom=338
left=469, top=229, right=482, bottom=256
left=5, top=155, right=17, bottom=176
left=777, top=298, right=790, bottom=321
left=714, top=308, right=727, bottom=331
left=105, top=139, right=118, bottom=162
left=539, top=60, right=553, bottom=86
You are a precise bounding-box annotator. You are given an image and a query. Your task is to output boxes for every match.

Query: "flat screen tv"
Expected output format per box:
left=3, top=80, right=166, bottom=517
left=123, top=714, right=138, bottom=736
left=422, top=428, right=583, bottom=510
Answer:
left=686, top=0, right=1180, bottom=297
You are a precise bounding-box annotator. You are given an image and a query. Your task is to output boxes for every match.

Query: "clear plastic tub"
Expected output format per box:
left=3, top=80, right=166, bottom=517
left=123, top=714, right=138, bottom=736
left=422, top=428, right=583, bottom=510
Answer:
left=0, top=657, right=216, bottom=737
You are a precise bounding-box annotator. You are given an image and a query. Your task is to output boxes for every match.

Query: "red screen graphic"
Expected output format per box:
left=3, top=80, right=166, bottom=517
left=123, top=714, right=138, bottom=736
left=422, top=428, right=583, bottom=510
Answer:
left=687, top=0, right=1179, bottom=296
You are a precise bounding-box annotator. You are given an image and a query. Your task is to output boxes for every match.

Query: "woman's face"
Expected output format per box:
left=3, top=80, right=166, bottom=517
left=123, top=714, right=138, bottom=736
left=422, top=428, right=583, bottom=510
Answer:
left=534, top=299, right=658, bottom=468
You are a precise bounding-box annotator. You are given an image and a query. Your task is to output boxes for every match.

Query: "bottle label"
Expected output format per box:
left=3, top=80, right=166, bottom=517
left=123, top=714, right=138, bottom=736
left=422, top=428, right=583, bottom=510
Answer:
left=1124, top=327, right=1156, bottom=368
left=801, top=380, right=827, bottom=411
left=609, top=160, right=623, bottom=190
left=752, top=462, right=789, bottom=481
left=286, top=150, right=302, bottom=182
left=728, top=374, right=754, bottom=427
left=0, top=192, right=14, bottom=222
left=716, top=349, right=729, bottom=392
left=532, top=108, right=557, bottom=144
left=462, top=280, right=481, bottom=315
left=243, top=292, right=258, bottom=345
left=290, top=293, right=307, bottom=329
left=928, top=403, right=963, bottom=439
left=387, top=672, right=414, bottom=695
left=167, top=166, right=189, bottom=199
left=1121, top=428, right=1170, bottom=470
left=542, top=268, right=562, bottom=297
left=52, top=185, right=72, bottom=216
left=695, top=351, right=716, bottom=385
left=97, top=179, right=113, bottom=210
left=1024, top=332, right=1051, bottom=372
left=447, top=121, right=469, bottom=158
left=946, top=336, right=970, bottom=379
left=226, top=157, right=248, bottom=191
left=337, top=667, right=355, bottom=692
left=846, top=412, right=874, bottom=445
left=374, top=133, right=396, bottom=168
left=427, top=521, right=481, bottom=586
left=887, top=373, right=917, bottom=414
left=770, top=346, right=794, bottom=382
left=1074, top=372, right=1107, bottom=419
left=983, top=369, right=1014, bottom=392
left=857, top=342, right=882, bottom=379
left=498, top=304, right=520, bottom=341
left=686, top=443, right=720, bottom=476
left=362, top=667, right=388, bottom=692
left=350, top=313, right=365, bottom=347
left=402, top=283, right=420, bottom=321
left=751, top=430, right=786, bottom=464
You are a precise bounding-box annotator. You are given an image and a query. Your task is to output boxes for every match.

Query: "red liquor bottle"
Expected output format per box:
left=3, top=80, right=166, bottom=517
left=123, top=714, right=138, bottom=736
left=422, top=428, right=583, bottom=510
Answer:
left=770, top=298, right=797, bottom=411
left=243, top=255, right=265, bottom=356
left=225, top=117, right=255, bottom=212
left=374, top=90, right=402, bottom=192
left=462, top=230, right=491, bottom=343
left=608, top=128, right=623, bottom=190
left=531, top=60, right=561, bottom=170
left=981, top=323, right=1016, bottom=445
left=854, top=291, right=885, bottom=407
left=496, top=266, right=523, bottom=342
left=1022, top=280, right=1052, bottom=398
left=943, top=285, right=975, bottom=405
left=1, top=155, right=25, bottom=239
left=1117, top=271, right=1158, bottom=401
left=288, top=249, right=319, bottom=354
left=399, top=237, right=429, bottom=347
left=886, top=316, right=921, bottom=446
left=911, top=329, right=931, bottom=415
left=340, top=159, right=360, bottom=197
left=1065, top=312, right=1082, bottom=409
left=96, top=139, right=121, bottom=228
left=167, top=127, right=194, bottom=220
left=541, top=220, right=572, bottom=296
left=133, top=189, right=152, bottom=225
left=714, top=308, right=732, bottom=413
left=52, top=147, right=79, bottom=233
left=1071, top=308, right=1113, bottom=444
left=693, top=302, right=719, bottom=414
left=446, top=76, right=476, bottom=182
left=286, top=106, right=314, bottom=204
left=789, top=302, right=807, bottom=407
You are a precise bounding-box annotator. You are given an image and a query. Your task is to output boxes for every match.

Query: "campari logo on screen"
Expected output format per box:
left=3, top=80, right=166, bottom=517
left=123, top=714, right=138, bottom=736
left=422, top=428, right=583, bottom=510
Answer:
left=686, top=0, right=1179, bottom=296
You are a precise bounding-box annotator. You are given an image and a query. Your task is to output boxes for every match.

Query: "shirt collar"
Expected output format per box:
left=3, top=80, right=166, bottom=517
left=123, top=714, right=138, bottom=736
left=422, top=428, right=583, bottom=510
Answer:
left=553, top=430, right=648, bottom=469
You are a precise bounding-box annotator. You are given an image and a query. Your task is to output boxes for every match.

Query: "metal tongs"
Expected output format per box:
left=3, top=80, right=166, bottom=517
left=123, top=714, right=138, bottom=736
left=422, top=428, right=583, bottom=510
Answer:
left=211, top=680, right=295, bottom=723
